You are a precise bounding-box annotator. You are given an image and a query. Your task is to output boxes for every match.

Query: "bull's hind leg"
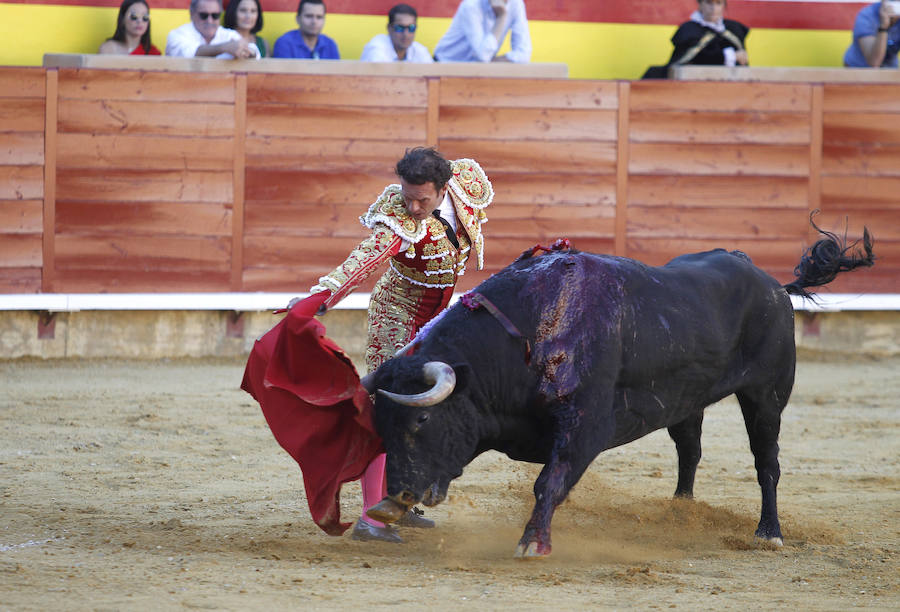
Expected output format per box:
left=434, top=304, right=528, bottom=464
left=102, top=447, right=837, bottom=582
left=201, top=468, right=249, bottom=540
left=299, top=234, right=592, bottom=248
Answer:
left=667, top=412, right=704, bottom=498
left=736, top=386, right=788, bottom=546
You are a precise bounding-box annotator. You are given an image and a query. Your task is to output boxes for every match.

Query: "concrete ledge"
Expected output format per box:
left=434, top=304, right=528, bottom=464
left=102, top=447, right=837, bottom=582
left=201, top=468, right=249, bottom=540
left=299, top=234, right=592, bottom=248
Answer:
left=671, top=65, right=900, bottom=83
left=1, top=306, right=898, bottom=362
left=2, top=292, right=897, bottom=312
left=42, top=54, right=569, bottom=78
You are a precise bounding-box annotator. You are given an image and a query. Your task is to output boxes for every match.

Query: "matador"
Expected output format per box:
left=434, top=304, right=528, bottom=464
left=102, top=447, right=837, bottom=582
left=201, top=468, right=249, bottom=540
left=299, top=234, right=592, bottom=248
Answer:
left=308, top=147, right=493, bottom=542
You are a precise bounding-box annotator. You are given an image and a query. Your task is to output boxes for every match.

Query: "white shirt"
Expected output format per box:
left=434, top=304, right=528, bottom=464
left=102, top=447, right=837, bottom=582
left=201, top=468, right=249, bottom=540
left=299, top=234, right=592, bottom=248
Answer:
left=165, top=22, right=250, bottom=58
left=434, top=0, right=531, bottom=63
left=360, top=34, right=434, bottom=63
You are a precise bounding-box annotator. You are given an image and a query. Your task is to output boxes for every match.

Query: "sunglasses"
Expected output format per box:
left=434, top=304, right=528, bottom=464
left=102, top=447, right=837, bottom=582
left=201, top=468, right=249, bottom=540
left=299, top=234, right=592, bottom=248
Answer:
left=390, top=24, right=416, bottom=33
left=128, top=14, right=150, bottom=22
left=197, top=11, right=221, bottom=20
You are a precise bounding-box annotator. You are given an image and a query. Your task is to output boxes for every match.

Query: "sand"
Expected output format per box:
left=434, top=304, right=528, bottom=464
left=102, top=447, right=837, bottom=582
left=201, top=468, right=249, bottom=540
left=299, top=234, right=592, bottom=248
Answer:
left=1, top=356, right=897, bottom=610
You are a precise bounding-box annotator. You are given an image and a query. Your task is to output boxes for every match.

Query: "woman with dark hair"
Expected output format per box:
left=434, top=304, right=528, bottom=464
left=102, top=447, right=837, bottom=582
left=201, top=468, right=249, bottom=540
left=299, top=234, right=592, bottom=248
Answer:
left=224, top=0, right=269, bottom=58
left=99, top=0, right=161, bottom=55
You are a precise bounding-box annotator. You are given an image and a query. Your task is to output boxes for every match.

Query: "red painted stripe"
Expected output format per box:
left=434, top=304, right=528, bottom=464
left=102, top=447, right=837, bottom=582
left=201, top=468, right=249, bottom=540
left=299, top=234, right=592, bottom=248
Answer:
left=5, top=0, right=866, bottom=30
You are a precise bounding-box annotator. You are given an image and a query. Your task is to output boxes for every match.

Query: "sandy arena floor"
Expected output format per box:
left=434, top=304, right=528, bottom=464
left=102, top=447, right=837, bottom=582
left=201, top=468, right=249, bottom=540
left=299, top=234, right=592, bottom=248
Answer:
left=1, top=356, right=897, bottom=610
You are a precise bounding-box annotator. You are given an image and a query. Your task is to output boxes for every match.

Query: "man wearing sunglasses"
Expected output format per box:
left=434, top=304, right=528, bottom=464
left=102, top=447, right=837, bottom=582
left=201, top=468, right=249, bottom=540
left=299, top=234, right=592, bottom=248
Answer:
left=166, top=0, right=259, bottom=58
left=360, top=4, right=434, bottom=63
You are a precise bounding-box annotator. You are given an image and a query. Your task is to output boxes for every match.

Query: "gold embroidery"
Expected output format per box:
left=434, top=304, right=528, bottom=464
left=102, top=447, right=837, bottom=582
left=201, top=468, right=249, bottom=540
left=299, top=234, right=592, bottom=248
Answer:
left=311, top=226, right=398, bottom=295
left=360, top=185, right=425, bottom=243
left=365, top=269, right=424, bottom=372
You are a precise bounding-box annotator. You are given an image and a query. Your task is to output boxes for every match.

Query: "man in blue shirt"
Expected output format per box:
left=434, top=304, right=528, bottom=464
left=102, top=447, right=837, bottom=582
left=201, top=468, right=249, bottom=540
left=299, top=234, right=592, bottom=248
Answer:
left=273, top=0, right=340, bottom=59
left=844, top=1, right=900, bottom=67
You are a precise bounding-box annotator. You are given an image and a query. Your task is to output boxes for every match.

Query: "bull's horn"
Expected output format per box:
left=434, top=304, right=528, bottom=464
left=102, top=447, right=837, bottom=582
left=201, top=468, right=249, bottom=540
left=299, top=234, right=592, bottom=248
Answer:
left=359, top=372, right=376, bottom=394
left=377, top=361, right=456, bottom=407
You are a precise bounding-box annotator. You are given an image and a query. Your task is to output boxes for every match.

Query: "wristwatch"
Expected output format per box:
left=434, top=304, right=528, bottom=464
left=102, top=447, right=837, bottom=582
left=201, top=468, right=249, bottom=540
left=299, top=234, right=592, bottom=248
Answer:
left=878, top=27, right=889, bottom=32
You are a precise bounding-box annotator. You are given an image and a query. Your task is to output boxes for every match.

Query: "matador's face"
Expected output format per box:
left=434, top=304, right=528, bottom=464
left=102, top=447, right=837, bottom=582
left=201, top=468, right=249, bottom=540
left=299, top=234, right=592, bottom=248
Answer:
left=400, top=179, right=448, bottom=221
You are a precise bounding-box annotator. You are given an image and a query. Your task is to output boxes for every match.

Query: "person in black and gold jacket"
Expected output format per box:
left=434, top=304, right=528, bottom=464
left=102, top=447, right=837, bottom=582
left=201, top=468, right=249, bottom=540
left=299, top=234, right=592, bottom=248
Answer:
left=643, top=0, right=749, bottom=79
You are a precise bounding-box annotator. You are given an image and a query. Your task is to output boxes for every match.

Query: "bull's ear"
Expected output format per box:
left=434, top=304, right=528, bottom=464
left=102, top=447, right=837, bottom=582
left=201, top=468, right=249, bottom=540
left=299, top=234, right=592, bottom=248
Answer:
left=449, top=362, right=472, bottom=394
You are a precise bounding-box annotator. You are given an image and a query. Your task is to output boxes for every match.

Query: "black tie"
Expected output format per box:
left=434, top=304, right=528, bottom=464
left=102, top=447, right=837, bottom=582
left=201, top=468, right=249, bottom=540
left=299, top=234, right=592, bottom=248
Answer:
left=432, top=210, right=460, bottom=249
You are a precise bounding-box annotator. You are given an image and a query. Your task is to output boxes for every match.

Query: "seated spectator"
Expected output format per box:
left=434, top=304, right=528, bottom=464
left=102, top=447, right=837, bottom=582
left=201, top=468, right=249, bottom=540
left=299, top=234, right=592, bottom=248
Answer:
left=166, top=0, right=258, bottom=59
left=272, top=0, right=340, bottom=59
left=434, top=0, right=531, bottom=63
left=361, top=3, right=433, bottom=63
left=99, top=0, right=161, bottom=55
left=844, top=2, right=900, bottom=67
left=642, top=0, right=748, bottom=79
left=224, top=0, right=270, bottom=58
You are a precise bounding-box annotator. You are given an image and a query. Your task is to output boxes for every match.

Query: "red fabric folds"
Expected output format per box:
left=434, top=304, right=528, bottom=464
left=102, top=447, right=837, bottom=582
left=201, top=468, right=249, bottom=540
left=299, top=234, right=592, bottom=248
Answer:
left=240, top=292, right=383, bottom=536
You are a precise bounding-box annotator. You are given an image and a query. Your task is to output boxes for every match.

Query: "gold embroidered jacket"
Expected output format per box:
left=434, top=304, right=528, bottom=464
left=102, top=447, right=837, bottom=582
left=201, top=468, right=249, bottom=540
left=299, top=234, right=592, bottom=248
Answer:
left=312, top=158, right=492, bottom=308
left=310, top=158, right=492, bottom=371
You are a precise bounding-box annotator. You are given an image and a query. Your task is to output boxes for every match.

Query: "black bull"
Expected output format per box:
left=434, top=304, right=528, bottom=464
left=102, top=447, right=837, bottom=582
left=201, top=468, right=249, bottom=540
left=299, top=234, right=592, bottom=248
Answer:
left=365, top=226, right=874, bottom=557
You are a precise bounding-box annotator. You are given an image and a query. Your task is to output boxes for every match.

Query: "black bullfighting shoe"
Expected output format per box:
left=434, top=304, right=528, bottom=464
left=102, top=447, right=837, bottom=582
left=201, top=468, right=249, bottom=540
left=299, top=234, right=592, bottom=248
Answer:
left=351, top=518, right=403, bottom=543
left=396, top=507, right=435, bottom=528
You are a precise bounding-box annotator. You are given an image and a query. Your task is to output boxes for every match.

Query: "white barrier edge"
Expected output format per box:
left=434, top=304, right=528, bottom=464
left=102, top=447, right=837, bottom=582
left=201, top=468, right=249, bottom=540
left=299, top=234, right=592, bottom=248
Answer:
left=0, top=293, right=898, bottom=312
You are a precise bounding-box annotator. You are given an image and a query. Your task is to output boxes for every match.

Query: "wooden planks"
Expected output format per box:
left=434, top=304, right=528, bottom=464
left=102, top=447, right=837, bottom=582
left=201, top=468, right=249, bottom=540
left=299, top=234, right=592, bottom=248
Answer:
left=243, top=74, right=429, bottom=290
left=0, top=66, right=897, bottom=295
left=57, top=69, right=234, bottom=103
left=437, top=78, right=620, bottom=266
left=630, top=81, right=811, bottom=112
left=0, top=67, right=45, bottom=293
left=627, top=80, right=817, bottom=280
left=821, top=84, right=900, bottom=292
left=52, top=69, right=237, bottom=292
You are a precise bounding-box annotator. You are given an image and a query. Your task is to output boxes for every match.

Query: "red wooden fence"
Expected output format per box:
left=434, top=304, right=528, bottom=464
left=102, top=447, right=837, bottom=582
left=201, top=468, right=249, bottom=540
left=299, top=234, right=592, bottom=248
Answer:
left=1, top=67, right=894, bottom=296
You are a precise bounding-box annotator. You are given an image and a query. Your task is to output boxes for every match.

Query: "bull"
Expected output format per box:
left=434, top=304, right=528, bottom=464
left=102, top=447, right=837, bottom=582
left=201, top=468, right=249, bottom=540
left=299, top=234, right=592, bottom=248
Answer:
left=363, top=222, right=874, bottom=557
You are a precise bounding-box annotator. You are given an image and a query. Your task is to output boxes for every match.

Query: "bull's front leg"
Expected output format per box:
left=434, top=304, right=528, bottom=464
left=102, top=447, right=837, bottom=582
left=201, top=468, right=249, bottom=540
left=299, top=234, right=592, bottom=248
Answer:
left=516, top=458, right=583, bottom=558
left=515, top=398, right=605, bottom=558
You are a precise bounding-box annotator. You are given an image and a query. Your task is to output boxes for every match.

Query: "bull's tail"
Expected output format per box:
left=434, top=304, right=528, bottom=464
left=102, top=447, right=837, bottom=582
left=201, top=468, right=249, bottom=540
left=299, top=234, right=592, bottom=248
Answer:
left=783, top=212, right=875, bottom=299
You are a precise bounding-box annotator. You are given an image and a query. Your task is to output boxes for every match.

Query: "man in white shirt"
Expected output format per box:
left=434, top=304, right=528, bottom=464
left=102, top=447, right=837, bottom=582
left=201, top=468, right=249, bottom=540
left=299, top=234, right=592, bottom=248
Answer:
left=166, top=0, right=258, bottom=58
left=434, top=0, right=531, bottom=63
left=360, top=3, right=434, bottom=63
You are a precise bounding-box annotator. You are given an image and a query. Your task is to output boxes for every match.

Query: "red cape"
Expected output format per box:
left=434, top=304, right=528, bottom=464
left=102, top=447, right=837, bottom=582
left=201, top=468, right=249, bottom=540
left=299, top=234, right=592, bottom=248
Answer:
left=240, top=292, right=383, bottom=535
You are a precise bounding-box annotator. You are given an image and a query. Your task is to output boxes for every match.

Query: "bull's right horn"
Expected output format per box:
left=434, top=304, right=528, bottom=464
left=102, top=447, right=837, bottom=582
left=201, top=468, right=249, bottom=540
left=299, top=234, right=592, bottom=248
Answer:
left=377, top=361, right=456, bottom=407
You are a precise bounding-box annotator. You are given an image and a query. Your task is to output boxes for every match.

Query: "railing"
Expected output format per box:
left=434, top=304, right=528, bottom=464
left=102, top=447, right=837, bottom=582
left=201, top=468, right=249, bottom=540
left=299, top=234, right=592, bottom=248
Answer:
left=1, top=59, right=896, bottom=297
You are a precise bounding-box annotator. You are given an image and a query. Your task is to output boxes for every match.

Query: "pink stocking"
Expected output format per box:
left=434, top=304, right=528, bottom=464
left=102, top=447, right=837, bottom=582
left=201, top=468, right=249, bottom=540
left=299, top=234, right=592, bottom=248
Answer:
left=360, top=453, right=388, bottom=528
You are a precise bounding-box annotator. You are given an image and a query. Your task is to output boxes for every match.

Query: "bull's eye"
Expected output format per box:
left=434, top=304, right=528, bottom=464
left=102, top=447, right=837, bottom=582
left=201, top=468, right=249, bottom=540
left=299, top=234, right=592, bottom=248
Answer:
left=416, top=412, right=430, bottom=427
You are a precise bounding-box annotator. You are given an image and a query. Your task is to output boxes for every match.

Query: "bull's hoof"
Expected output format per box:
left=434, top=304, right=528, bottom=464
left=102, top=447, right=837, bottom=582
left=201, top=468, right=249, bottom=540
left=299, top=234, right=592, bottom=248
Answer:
left=513, top=542, right=550, bottom=559
left=755, top=535, right=784, bottom=548
left=351, top=519, right=403, bottom=544
left=366, top=497, right=408, bottom=524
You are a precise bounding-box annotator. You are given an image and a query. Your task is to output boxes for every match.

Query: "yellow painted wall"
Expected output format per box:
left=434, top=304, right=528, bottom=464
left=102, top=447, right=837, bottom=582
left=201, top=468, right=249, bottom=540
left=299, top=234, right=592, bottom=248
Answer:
left=0, top=3, right=853, bottom=79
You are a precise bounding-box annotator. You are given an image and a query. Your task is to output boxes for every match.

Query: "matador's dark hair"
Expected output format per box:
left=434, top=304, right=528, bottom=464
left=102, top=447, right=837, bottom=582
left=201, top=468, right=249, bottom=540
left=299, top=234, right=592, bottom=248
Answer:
left=395, top=147, right=452, bottom=190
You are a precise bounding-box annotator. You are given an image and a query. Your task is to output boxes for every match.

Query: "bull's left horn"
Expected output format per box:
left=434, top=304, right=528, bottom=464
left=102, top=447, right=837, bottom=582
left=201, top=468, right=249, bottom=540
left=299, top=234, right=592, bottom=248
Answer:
left=377, top=361, right=456, bottom=407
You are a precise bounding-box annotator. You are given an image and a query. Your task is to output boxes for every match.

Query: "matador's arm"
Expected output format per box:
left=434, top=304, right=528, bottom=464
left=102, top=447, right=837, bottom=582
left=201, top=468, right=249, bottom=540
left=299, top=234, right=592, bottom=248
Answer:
left=311, top=225, right=403, bottom=311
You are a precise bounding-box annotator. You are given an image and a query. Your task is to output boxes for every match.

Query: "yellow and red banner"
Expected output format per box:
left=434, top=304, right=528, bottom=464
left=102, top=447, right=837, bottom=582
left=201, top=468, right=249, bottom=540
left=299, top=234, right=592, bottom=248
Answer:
left=0, top=1, right=871, bottom=78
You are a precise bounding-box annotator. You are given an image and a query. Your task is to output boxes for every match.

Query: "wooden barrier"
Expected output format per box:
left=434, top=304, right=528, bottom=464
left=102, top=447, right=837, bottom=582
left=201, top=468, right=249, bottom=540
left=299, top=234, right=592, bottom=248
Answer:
left=1, top=64, right=896, bottom=296
left=0, top=68, right=45, bottom=293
